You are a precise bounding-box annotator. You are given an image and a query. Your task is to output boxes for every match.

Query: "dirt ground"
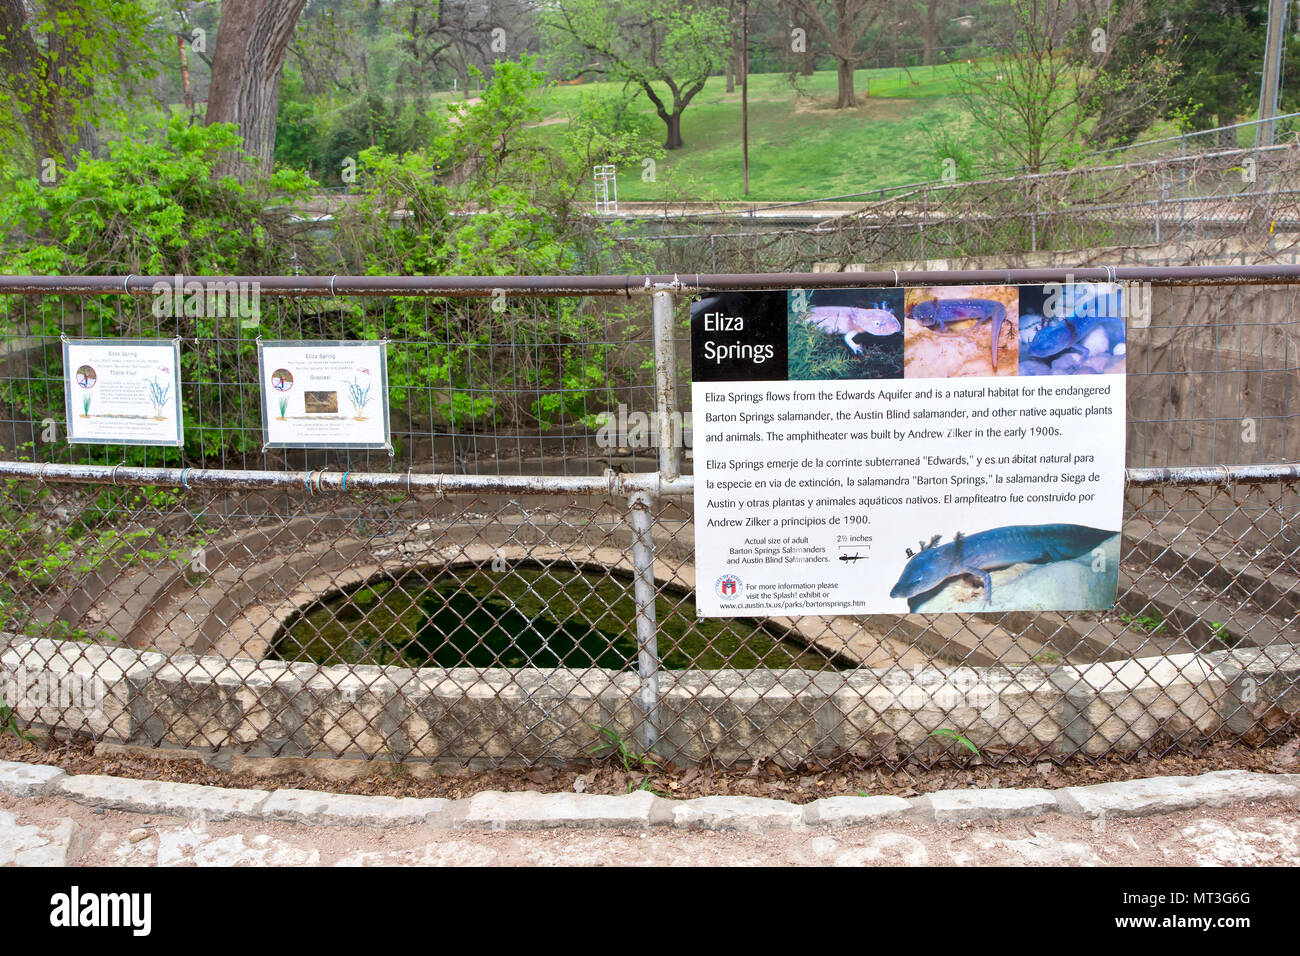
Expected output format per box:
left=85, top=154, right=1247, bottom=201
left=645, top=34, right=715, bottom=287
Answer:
left=4, top=729, right=1297, bottom=804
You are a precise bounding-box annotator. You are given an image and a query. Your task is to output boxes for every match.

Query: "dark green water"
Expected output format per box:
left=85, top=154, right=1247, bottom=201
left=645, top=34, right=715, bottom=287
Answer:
left=273, top=566, right=841, bottom=670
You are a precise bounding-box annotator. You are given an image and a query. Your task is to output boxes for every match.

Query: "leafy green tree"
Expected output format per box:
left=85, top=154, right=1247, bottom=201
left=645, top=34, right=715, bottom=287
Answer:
left=562, top=88, right=662, bottom=167
left=541, top=0, right=730, bottom=149
left=0, top=118, right=315, bottom=461
left=1165, top=0, right=1268, bottom=131
left=0, top=117, right=312, bottom=275
left=1066, top=0, right=1180, bottom=147
left=335, top=60, right=627, bottom=430
left=264, top=59, right=649, bottom=435
left=956, top=0, right=1171, bottom=171
left=0, top=0, right=154, bottom=170
left=955, top=0, right=1092, bottom=172
left=0, top=59, right=653, bottom=458
left=1079, top=0, right=1300, bottom=144
left=286, top=0, right=371, bottom=98
left=783, top=0, right=887, bottom=108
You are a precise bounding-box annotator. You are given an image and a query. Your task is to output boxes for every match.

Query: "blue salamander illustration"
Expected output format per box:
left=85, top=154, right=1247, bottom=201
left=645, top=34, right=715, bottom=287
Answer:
left=889, top=523, right=1119, bottom=610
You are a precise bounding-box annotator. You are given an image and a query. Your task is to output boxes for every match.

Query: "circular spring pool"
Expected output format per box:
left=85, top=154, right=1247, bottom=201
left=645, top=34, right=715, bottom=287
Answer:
left=272, top=564, right=844, bottom=670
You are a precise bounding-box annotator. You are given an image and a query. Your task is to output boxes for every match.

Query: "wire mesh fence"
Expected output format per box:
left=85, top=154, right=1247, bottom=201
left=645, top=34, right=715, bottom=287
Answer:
left=0, top=269, right=1296, bottom=768
left=1, top=266, right=1297, bottom=476
left=0, top=290, right=664, bottom=476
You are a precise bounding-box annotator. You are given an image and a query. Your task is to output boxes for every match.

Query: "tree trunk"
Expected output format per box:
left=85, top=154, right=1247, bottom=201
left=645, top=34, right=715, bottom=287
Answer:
left=726, top=51, right=735, bottom=92
left=45, top=0, right=97, bottom=159
left=836, top=59, right=857, bottom=108
left=0, top=0, right=97, bottom=168
left=801, top=46, right=816, bottom=75
left=179, top=35, right=194, bottom=113
left=923, top=0, right=941, bottom=65
left=889, top=4, right=900, bottom=67
left=206, top=0, right=308, bottom=177
left=1216, top=115, right=1238, bottom=147
left=664, top=112, right=684, bottom=150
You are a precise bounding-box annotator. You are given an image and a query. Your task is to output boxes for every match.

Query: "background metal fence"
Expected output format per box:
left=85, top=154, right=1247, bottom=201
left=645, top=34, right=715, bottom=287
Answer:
left=0, top=266, right=1296, bottom=768
left=607, top=133, right=1300, bottom=272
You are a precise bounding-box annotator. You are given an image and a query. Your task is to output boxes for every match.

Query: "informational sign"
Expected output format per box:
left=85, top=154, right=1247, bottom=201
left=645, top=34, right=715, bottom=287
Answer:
left=257, top=340, right=390, bottom=450
left=692, top=284, right=1129, bottom=616
left=62, top=338, right=183, bottom=446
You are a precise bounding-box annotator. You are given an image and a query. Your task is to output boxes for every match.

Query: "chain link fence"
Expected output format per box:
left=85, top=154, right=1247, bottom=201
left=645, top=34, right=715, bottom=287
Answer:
left=0, top=269, right=1296, bottom=768
left=610, top=137, right=1300, bottom=273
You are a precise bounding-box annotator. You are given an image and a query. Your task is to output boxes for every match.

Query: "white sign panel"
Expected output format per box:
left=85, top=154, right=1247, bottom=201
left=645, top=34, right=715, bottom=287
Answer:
left=63, top=338, right=183, bottom=446
left=692, top=285, right=1129, bottom=616
left=258, top=341, right=390, bottom=450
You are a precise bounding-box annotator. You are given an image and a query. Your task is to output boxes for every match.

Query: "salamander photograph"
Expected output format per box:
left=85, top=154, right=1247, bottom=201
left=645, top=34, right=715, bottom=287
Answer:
left=903, top=285, right=1020, bottom=377
left=787, top=287, right=905, bottom=380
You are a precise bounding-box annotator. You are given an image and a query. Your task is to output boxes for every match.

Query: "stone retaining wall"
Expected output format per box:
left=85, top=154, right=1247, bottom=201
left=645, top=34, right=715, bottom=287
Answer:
left=3, top=634, right=1296, bottom=767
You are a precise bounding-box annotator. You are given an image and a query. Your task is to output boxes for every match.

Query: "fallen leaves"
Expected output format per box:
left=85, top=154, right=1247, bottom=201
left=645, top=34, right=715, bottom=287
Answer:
left=3, top=723, right=1298, bottom=805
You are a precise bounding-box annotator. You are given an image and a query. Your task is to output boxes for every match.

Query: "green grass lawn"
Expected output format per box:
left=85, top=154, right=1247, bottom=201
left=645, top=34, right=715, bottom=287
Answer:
left=521, top=63, right=984, bottom=202
left=88, top=62, right=979, bottom=203
left=120, top=58, right=1247, bottom=206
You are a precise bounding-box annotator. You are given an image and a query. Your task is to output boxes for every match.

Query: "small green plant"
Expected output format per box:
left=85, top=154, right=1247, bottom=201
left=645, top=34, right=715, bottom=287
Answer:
left=1120, top=609, right=1167, bottom=635
left=587, top=723, right=661, bottom=774
left=277, top=395, right=289, bottom=419
left=10, top=526, right=190, bottom=586
left=787, top=313, right=853, bottom=381
left=930, top=728, right=980, bottom=755
left=1033, top=650, right=1062, bottom=664
left=0, top=697, right=34, bottom=742
left=0, top=479, right=208, bottom=640
left=1209, top=621, right=1235, bottom=646
left=628, top=776, right=664, bottom=796
left=24, top=620, right=93, bottom=642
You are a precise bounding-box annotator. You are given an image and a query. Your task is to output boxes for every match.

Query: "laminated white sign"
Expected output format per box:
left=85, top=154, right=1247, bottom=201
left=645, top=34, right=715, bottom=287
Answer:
left=691, top=284, right=1129, bottom=616
left=258, top=340, right=390, bottom=450
left=63, top=338, right=183, bottom=446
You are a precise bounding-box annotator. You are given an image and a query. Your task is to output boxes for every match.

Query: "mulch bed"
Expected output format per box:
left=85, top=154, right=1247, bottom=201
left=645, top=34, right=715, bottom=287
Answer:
left=4, top=730, right=1297, bottom=805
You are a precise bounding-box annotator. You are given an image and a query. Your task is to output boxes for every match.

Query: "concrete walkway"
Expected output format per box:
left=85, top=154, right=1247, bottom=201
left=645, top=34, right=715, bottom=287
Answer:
left=2, top=761, right=1298, bottom=865
left=4, top=792, right=1300, bottom=865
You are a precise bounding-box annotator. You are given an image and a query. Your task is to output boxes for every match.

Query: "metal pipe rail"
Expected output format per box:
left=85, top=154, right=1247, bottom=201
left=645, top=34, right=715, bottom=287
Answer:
left=0, top=461, right=1294, bottom=494
left=1125, top=464, right=1300, bottom=485
left=0, top=461, right=696, bottom=496
left=9, top=263, right=1300, bottom=298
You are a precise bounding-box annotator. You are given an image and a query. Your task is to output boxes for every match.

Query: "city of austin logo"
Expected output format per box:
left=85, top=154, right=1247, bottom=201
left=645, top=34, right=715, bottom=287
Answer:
left=715, top=574, right=743, bottom=599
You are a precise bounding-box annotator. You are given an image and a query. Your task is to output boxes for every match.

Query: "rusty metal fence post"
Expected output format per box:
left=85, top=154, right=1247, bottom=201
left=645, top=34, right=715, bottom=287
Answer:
left=652, top=288, right=681, bottom=480
left=625, top=286, right=682, bottom=754
left=628, top=488, right=661, bottom=754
